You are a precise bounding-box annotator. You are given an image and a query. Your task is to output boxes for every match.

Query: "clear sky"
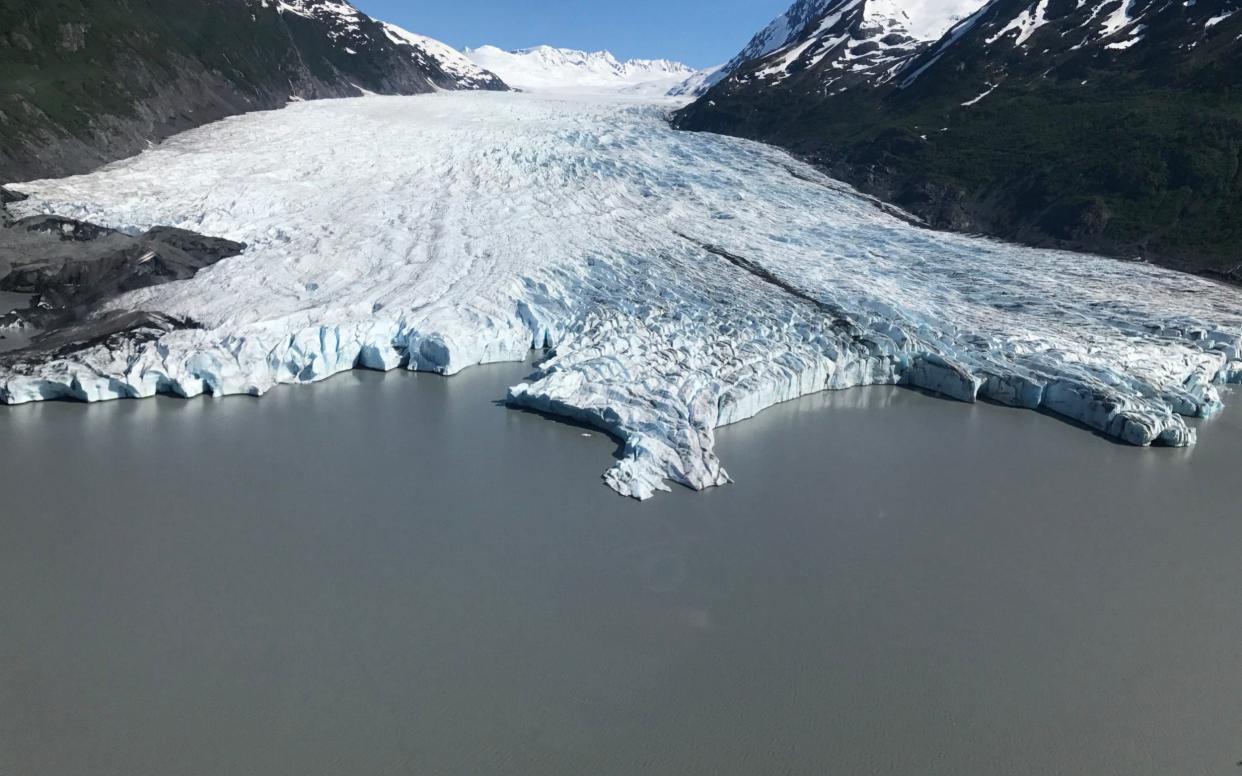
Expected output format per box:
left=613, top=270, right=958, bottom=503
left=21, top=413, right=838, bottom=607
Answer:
left=353, top=0, right=795, bottom=68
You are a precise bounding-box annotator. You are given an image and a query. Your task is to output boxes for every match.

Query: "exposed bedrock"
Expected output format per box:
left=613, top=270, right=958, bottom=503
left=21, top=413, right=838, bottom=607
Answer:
left=0, top=209, right=244, bottom=356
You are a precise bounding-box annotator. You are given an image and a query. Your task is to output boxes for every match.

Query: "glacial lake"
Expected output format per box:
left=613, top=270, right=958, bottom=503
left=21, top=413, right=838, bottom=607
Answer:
left=1, top=360, right=1239, bottom=775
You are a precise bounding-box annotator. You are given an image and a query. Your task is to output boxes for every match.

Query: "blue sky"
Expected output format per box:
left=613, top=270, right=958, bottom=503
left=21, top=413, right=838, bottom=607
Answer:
left=354, top=0, right=793, bottom=68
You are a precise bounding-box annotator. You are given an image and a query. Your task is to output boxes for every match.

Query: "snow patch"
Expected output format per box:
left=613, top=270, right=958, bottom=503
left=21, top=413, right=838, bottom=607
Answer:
left=987, top=0, right=1053, bottom=45
left=867, top=0, right=984, bottom=39
left=1206, top=10, right=1236, bottom=27
left=961, top=81, right=1000, bottom=105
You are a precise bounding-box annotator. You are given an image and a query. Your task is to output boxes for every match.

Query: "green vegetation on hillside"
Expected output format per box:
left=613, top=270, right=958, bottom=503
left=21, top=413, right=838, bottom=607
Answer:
left=0, top=0, right=456, bottom=183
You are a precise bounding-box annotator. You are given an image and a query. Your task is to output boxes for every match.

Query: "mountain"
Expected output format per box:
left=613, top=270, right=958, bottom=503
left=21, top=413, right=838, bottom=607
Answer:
left=676, top=0, right=973, bottom=96
left=688, top=0, right=865, bottom=94
left=0, top=0, right=506, bottom=183
left=376, top=20, right=505, bottom=92
left=465, top=45, right=699, bottom=95
left=725, top=0, right=925, bottom=89
left=675, top=0, right=1242, bottom=282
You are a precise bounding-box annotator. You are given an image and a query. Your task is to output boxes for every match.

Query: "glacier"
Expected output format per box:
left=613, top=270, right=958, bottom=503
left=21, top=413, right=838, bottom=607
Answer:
left=2, top=92, right=1240, bottom=499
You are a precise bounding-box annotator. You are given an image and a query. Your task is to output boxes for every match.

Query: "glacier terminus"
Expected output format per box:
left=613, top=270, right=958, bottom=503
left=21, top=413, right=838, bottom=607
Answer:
left=2, top=92, right=1240, bottom=499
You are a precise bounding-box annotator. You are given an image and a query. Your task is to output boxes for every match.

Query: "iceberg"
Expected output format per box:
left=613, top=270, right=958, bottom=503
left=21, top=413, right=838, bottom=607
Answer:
left=2, top=92, right=1239, bottom=498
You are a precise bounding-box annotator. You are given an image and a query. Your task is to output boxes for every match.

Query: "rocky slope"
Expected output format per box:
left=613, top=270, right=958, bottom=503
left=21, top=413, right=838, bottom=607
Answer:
left=0, top=0, right=506, bottom=183
left=0, top=185, right=245, bottom=357
left=675, top=0, right=1242, bottom=282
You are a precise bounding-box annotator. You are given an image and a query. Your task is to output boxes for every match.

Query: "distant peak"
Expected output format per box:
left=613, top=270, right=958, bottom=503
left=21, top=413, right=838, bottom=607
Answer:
left=465, top=44, right=699, bottom=95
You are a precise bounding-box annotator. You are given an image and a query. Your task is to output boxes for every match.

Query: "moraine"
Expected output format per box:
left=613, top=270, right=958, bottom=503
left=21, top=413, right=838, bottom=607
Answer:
left=2, top=91, right=1240, bottom=499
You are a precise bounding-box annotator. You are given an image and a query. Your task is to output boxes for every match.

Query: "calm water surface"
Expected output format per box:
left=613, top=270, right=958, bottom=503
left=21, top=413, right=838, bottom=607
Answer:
left=1, top=361, right=1239, bottom=775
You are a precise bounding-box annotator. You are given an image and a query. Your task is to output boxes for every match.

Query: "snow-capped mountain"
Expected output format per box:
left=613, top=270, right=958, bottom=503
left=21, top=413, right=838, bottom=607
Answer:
left=265, top=0, right=506, bottom=92
left=0, top=0, right=506, bottom=183
left=899, top=0, right=1241, bottom=91
left=688, top=0, right=840, bottom=94
left=677, top=0, right=1242, bottom=280
left=465, top=45, right=699, bottom=95
left=735, top=0, right=925, bottom=88
left=689, top=0, right=979, bottom=94
left=700, top=0, right=1240, bottom=98
left=378, top=22, right=507, bottom=91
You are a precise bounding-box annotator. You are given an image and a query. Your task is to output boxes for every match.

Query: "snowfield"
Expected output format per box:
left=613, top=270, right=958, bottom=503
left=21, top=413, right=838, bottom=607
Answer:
left=4, top=92, right=1241, bottom=498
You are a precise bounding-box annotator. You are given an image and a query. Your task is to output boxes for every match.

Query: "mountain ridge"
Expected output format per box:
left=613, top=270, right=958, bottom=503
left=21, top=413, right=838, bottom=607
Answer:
left=682, top=0, right=974, bottom=96
left=0, top=0, right=506, bottom=184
